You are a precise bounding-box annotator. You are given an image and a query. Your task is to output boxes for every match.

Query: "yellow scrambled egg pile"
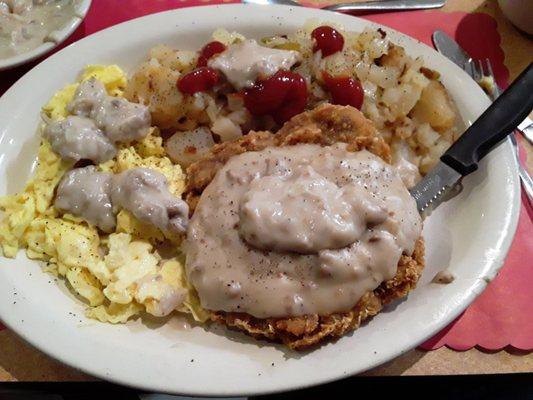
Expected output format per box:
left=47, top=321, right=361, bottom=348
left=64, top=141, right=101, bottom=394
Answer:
left=0, top=65, right=208, bottom=324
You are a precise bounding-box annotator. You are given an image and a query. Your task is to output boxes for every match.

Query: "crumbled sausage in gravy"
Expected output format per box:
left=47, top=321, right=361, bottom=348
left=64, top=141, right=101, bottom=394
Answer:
left=185, top=144, right=422, bottom=318
left=90, top=97, right=151, bottom=143
left=43, top=116, right=116, bottom=163
left=111, top=168, right=189, bottom=234
left=67, top=77, right=106, bottom=117
left=54, top=166, right=116, bottom=232
left=55, top=167, right=189, bottom=234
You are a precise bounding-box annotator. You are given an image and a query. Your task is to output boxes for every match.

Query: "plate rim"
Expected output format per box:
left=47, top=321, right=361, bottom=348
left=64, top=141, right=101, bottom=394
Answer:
left=0, top=4, right=521, bottom=396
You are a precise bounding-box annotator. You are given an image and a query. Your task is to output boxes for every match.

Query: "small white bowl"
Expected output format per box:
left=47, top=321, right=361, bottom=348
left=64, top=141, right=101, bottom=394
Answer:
left=0, top=0, right=92, bottom=71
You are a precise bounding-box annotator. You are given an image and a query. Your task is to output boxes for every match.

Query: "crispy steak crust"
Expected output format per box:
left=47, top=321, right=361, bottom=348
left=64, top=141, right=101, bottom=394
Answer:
left=211, top=239, right=424, bottom=350
left=184, top=103, right=391, bottom=213
left=183, top=104, right=425, bottom=350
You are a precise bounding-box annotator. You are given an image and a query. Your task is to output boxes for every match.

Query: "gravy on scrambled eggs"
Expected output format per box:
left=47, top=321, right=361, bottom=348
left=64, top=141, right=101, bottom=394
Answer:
left=0, top=65, right=208, bottom=324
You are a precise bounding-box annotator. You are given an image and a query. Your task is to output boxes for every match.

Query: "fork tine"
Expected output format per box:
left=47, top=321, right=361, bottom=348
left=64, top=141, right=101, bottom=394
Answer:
left=478, top=59, right=485, bottom=77
left=484, top=58, right=502, bottom=97
left=466, top=58, right=480, bottom=81
left=485, top=58, right=498, bottom=84
left=472, top=59, right=482, bottom=81
left=485, top=58, right=494, bottom=76
left=464, top=58, right=474, bottom=79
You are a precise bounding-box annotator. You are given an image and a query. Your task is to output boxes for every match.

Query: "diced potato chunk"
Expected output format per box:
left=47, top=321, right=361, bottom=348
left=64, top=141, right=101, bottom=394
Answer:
left=124, top=62, right=184, bottom=129
left=149, top=45, right=196, bottom=72
left=379, top=44, right=407, bottom=70
left=410, top=80, right=456, bottom=132
left=164, top=127, right=215, bottom=167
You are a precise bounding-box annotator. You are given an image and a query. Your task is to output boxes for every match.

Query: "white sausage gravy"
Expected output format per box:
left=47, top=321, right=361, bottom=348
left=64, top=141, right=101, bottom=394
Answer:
left=43, top=116, right=116, bottom=163
left=208, top=39, right=300, bottom=90
left=55, top=166, right=115, bottom=232
left=55, top=166, right=189, bottom=234
left=44, top=78, right=151, bottom=164
left=110, top=168, right=189, bottom=234
left=185, top=144, right=422, bottom=318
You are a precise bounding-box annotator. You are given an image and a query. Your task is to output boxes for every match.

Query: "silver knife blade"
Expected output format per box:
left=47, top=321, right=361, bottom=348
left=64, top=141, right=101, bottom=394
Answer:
left=432, top=30, right=471, bottom=69
left=410, top=31, right=470, bottom=216
left=433, top=31, right=533, bottom=209
left=408, top=31, right=470, bottom=216
left=410, top=161, right=462, bottom=216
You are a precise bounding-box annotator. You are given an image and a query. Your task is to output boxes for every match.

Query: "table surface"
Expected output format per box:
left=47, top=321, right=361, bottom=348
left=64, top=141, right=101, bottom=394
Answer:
left=0, top=0, right=532, bottom=383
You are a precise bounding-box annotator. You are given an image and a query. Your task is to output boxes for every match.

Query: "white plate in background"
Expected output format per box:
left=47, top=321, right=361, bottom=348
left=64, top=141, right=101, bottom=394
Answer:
left=0, top=5, right=520, bottom=396
left=0, top=0, right=92, bottom=71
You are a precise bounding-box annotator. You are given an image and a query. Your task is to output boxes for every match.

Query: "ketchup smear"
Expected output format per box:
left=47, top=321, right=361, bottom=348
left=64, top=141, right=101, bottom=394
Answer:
left=311, top=26, right=344, bottom=57
left=322, top=73, right=364, bottom=110
left=177, top=67, right=219, bottom=95
left=197, top=41, right=226, bottom=67
left=243, top=70, right=308, bottom=125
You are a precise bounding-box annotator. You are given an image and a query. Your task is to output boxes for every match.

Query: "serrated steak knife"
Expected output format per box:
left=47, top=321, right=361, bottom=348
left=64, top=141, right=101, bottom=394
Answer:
left=410, top=63, right=533, bottom=215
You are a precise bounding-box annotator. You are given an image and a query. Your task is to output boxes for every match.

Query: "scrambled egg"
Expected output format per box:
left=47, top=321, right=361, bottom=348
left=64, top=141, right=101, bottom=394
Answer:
left=42, top=65, right=127, bottom=120
left=0, top=65, right=208, bottom=324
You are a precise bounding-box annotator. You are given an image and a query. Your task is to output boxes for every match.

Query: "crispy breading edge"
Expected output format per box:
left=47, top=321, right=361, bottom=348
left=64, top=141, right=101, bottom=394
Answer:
left=211, top=239, right=424, bottom=350
left=183, top=104, right=424, bottom=350
left=184, top=103, right=391, bottom=213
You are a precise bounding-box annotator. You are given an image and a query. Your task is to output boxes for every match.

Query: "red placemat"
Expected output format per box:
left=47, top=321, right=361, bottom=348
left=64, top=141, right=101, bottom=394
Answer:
left=0, top=0, right=531, bottom=351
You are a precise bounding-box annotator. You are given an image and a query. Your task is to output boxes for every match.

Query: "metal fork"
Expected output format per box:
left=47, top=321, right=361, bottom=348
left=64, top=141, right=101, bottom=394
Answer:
left=466, top=58, right=533, bottom=145
left=465, top=58, right=533, bottom=208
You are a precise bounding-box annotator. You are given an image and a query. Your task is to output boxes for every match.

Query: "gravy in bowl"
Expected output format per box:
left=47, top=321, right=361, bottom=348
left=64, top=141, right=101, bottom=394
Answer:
left=0, top=0, right=78, bottom=59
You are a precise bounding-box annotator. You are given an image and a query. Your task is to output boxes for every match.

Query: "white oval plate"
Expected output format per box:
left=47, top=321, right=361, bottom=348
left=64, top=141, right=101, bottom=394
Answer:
left=0, top=5, right=520, bottom=396
left=0, top=0, right=92, bottom=71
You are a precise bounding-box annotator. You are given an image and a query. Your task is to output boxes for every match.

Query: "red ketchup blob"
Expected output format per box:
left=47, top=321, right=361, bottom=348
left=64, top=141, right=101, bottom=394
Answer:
left=177, top=67, right=219, bottom=95
left=197, top=41, right=226, bottom=67
left=311, top=26, right=344, bottom=57
left=322, top=73, right=364, bottom=110
left=243, top=70, right=308, bottom=125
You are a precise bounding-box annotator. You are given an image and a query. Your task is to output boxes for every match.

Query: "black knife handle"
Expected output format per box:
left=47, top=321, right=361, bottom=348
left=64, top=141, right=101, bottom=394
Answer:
left=441, top=63, right=533, bottom=175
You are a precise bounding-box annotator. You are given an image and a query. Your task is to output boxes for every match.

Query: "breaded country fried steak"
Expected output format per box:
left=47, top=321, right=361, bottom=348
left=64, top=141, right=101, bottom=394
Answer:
left=184, top=104, right=425, bottom=350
